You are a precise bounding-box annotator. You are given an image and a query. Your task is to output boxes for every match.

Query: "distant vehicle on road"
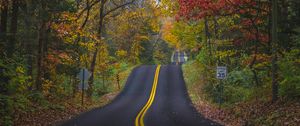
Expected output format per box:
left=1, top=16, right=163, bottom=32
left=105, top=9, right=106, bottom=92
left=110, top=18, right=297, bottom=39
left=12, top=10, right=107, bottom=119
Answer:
left=171, top=51, right=188, bottom=65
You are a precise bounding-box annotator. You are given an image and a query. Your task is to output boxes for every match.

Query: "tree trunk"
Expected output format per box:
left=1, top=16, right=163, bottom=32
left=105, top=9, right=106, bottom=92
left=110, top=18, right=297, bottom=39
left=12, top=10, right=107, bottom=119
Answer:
left=43, top=26, right=50, bottom=81
left=36, top=22, right=46, bottom=91
left=213, top=16, right=219, bottom=39
left=87, top=48, right=99, bottom=97
left=0, top=0, right=9, bottom=100
left=204, top=17, right=212, bottom=58
left=7, top=0, right=19, bottom=58
left=23, top=1, right=34, bottom=77
left=0, top=0, right=8, bottom=44
left=72, top=75, right=79, bottom=98
left=271, top=0, right=279, bottom=102
left=87, top=0, right=135, bottom=98
left=268, top=1, right=272, bottom=55
left=87, top=0, right=105, bottom=98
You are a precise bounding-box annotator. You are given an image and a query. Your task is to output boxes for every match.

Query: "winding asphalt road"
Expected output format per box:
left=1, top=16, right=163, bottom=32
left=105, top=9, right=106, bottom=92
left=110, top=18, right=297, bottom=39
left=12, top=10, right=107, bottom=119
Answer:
left=62, top=65, right=220, bottom=126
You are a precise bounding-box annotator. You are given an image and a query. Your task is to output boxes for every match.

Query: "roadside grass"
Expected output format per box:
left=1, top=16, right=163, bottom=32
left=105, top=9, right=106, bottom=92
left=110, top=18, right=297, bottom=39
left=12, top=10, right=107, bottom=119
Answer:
left=92, top=64, right=137, bottom=100
left=119, top=65, right=137, bottom=89
left=182, top=61, right=300, bottom=126
left=182, top=61, right=230, bottom=124
left=182, top=61, right=207, bottom=104
left=13, top=65, right=137, bottom=126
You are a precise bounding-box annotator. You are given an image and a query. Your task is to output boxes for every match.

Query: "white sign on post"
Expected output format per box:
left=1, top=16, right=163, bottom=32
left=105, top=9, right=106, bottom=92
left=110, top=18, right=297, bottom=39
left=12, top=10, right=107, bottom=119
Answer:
left=217, top=66, right=227, bottom=79
left=77, top=68, right=91, bottom=90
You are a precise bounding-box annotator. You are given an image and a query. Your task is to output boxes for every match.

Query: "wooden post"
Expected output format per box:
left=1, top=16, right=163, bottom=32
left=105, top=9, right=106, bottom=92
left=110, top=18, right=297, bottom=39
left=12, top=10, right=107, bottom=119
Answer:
left=82, top=69, right=85, bottom=106
left=117, top=73, right=120, bottom=90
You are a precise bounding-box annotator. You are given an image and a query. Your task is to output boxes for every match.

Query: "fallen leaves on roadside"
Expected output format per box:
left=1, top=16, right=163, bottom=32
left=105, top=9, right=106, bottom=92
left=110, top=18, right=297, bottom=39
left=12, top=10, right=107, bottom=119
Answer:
left=194, top=98, right=300, bottom=126
left=13, top=92, right=119, bottom=126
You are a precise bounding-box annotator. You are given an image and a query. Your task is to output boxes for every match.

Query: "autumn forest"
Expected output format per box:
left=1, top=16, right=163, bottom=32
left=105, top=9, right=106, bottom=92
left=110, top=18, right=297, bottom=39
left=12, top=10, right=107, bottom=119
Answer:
left=0, top=0, right=299, bottom=126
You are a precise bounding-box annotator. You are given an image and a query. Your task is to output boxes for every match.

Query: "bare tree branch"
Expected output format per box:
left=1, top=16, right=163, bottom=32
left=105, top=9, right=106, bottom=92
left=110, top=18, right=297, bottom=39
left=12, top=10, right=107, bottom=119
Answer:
left=103, top=0, right=136, bottom=17
left=77, top=0, right=101, bottom=20
left=80, top=0, right=91, bottom=29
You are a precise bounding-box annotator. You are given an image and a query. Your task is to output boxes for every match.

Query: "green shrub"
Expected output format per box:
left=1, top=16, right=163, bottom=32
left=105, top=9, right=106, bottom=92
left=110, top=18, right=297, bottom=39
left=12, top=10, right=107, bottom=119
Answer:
left=0, top=57, right=34, bottom=125
left=28, top=92, right=48, bottom=106
left=279, top=49, right=300, bottom=98
left=196, top=48, right=211, bottom=65
left=203, top=68, right=256, bottom=104
left=223, top=68, right=255, bottom=103
left=225, top=68, right=254, bottom=88
left=0, top=95, right=13, bottom=126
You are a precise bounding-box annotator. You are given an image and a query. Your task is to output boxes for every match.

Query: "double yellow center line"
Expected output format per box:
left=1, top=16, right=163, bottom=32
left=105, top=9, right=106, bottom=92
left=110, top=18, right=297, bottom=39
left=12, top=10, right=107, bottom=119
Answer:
left=135, top=65, right=161, bottom=126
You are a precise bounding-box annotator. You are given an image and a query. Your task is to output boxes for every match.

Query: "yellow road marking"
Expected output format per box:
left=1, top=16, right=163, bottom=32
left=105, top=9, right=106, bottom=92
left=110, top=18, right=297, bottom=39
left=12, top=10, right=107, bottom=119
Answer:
left=135, top=65, right=161, bottom=126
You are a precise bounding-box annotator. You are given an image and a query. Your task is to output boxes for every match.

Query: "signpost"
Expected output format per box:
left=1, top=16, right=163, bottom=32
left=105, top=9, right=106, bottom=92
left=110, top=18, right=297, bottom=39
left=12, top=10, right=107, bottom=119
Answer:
left=216, top=66, right=227, bottom=106
left=116, top=73, right=120, bottom=90
left=217, top=66, right=227, bottom=80
left=78, top=68, right=90, bottom=106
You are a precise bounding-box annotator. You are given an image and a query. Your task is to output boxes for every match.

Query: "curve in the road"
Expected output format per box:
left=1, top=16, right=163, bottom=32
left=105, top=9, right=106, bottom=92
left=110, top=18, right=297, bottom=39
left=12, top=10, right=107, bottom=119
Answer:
left=61, top=65, right=220, bottom=126
left=135, top=65, right=161, bottom=126
left=62, top=65, right=157, bottom=126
